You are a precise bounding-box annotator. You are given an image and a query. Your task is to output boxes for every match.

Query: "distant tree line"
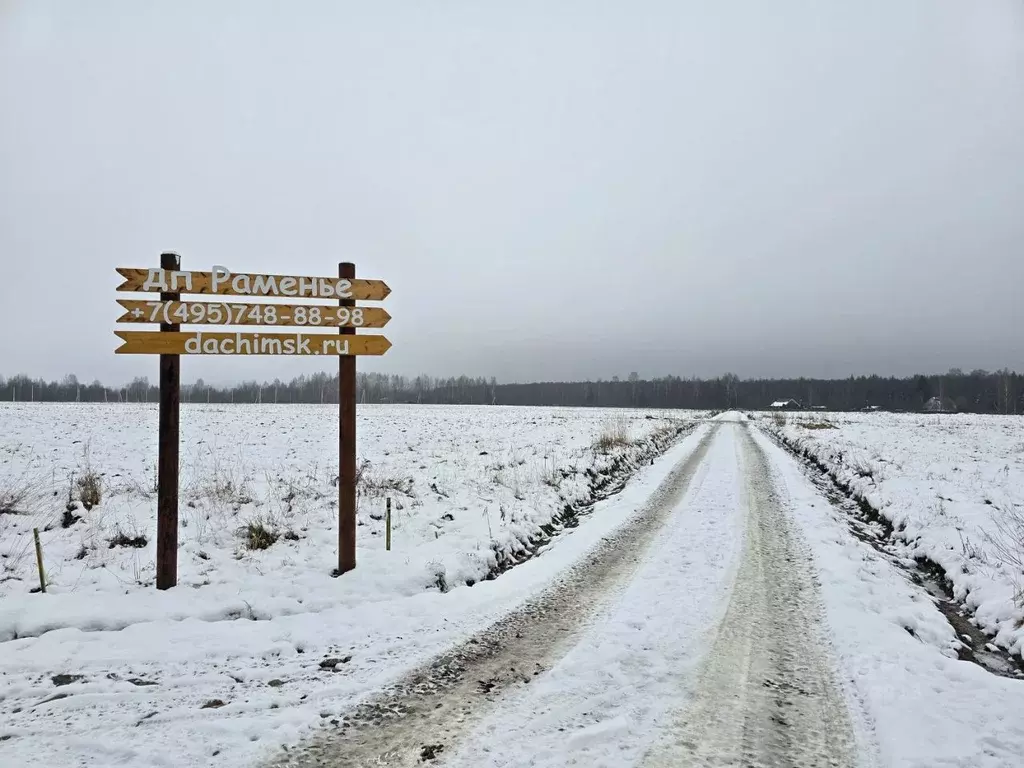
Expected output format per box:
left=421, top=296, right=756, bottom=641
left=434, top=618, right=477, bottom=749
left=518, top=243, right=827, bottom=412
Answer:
left=1, top=368, right=1022, bottom=413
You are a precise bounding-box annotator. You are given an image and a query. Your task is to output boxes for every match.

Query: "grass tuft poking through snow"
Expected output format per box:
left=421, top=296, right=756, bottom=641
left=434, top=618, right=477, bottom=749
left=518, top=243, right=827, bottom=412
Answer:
left=592, top=416, right=632, bottom=453
left=987, top=506, right=1024, bottom=608
left=356, top=461, right=415, bottom=498
left=76, top=471, right=102, bottom=511
left=241, top=517, right=280, bottom=551
left=0, top=467, right=44, bottom=517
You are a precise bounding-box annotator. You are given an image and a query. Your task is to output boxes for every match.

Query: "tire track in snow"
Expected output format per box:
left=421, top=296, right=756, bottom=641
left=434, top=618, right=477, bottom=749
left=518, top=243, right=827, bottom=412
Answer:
left=438, top=415, right=746, bottom=767
left=268, top=425, right=720, bottom=768
left=642, top=422, right=858, bottom=768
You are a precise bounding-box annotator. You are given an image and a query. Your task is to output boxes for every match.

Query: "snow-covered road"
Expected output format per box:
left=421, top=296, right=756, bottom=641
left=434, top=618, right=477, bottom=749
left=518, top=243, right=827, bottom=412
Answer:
left=276, top=415, right=1024, bottom=767
left=440, top=417, right=860, bottom=768
left=641, top=424, right=858, bottom=767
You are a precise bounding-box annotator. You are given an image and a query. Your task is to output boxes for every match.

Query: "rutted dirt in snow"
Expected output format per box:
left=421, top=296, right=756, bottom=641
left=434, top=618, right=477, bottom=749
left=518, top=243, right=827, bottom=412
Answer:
left=643, top=424, right=857, bottom=768
left=268, top=426, right=720, bottom=767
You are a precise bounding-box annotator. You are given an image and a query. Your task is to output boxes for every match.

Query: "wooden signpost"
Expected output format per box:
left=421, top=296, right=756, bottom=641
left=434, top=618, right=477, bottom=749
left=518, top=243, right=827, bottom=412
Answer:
left=115, top=256, right=392, bottom=589
left=157, top=253, right=180, bottom=590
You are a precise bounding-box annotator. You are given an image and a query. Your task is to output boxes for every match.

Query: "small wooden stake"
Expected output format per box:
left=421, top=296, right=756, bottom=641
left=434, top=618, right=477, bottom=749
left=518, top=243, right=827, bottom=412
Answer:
left=338, top=262, right=357, bottom=574
left=386, top=498, right=392, bottom=552
left=33, top=528, right=46, bottom=593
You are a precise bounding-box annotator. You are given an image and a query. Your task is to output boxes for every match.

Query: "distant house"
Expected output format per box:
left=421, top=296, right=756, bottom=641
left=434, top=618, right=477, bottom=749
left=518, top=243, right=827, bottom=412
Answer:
left=924, top=396, right=956, bottom=413
left=768, top=399, right=802, bottom=411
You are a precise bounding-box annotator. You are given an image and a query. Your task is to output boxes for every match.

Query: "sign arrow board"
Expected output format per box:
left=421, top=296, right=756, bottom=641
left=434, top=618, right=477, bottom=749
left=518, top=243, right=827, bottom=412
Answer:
left=116, top=267, right=390, bottom=301
left=115, top=331, right=391, bottom=356
left=117, top=299, right=391, bottom=328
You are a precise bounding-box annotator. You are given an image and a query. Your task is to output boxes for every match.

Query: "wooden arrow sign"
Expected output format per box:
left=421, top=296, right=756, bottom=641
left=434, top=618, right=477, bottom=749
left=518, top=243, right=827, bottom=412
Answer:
left=115, top=331, right=392, bottom=356
left=116, top=299, right=391, bottom=328
left=116, top=267, right=390, bottom=301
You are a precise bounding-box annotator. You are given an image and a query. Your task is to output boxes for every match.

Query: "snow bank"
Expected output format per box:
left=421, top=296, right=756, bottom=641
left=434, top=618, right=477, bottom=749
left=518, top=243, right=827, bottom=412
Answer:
left=0, top=404, right=694, bottom=643
left=752, top=428, right=1024, bottom=767
left=754, top=411, right=1024, bottom=661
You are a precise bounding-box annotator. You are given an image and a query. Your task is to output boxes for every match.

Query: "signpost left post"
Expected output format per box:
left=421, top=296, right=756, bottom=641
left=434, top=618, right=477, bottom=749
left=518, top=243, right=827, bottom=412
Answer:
left=157, top=252, right=181, bottom=590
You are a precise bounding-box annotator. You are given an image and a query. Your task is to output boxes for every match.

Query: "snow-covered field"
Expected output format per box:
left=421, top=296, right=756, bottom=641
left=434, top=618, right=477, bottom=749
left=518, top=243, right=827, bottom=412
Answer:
left=755, top=410, right=1024, bottom=663
left=0, top=403, right=691, bottom=637
left=5, top=404, right=1024, bottom=767
left=0, top=403, right=698, bottom=766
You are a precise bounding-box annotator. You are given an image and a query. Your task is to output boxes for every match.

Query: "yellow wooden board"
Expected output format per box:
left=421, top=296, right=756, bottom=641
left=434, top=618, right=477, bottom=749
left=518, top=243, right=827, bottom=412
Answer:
left=116, top=267, right=390, bottom=301
left=116, top=299, right=391, bottom=328
left=115, top=331, right=391, bottom=356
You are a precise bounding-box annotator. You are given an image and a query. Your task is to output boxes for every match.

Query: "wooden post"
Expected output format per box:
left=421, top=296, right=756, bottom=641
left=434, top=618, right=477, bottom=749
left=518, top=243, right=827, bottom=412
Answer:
left=386, top=497, right=392, bottom=552
left=156, top=252, right=181, bottom=590
left=33, top=528, right=46, bottom=593
left=338, top=262, right=357, bottom=574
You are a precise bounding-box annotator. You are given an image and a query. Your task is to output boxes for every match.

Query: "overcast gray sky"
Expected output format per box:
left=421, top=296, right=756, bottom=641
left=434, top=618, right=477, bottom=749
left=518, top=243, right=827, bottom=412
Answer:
left=2, top=1, right=1022, bottom=384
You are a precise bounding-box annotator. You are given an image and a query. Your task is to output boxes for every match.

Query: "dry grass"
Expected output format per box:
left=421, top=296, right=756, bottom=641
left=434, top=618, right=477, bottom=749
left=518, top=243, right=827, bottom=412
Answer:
left=240, top=517, right=279, bottom=551
left=72, top=442, right=104, bottom=511
left=987, top=506, right=1024, bottom=607
left=0, top=467, right=46, bottom=517
left=357, top=461, right=415, bottom=498
left=183, top=446, right=255, bottom=508
left=76, top=471, right=103, bottom=510
left=0, top=480, right=33, bottom=516
left=539, top=459, right=561, bottom=489
left=593, top=417, right=632, bottom=453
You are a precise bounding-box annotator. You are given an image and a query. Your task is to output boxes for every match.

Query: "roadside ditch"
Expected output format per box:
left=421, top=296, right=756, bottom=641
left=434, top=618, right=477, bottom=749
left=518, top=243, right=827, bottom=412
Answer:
left=757, top=422, right=1024, bottom=680
left=481, top=417, right=702, bottom=584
